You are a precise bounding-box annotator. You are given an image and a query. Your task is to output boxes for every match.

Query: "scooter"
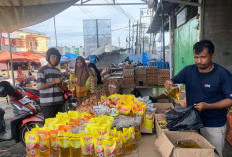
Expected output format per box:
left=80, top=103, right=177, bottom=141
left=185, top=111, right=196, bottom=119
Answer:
left=19, top=86, right=41, bottom=112
left=0, top=81, right=44, bottom=146
left=57, top=79, right=79, bottom=112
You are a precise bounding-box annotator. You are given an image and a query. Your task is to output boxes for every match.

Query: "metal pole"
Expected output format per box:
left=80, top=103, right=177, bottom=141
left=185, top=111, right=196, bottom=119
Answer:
left=142, top=24, right=145, bottom=53
left=169, top=15, right=173, bottom=77
left=53, top=17, right=58, bottom=47
left=132, top=23, right=134, bottom=54
left=96, top=19, right=99, bottom=48
left=129, top=20, right=131, bottom=53
left=139, top=9, right=142, bottom=54
left=136, top=21, right=139, bottom=54
left=161, top=2, right=166, bottom=69
left=8, top=33, right=15, bottom=86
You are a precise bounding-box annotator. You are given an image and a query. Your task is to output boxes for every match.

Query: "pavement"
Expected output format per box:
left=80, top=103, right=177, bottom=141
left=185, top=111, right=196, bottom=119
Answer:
left=0, top=98, right=27, bottom=157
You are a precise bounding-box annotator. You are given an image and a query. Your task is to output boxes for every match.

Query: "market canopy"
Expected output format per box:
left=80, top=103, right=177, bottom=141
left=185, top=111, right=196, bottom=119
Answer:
left=60, top=56, right=72, bottom=63
left=26, top=54, right=45, bottom=62
left=0, top=51, right=27, bottom=63
left=63, top=53, right=78, bottom=60
left=90, top=44, right=127, bottom=56
left=0, top=0, right=78, bottom=32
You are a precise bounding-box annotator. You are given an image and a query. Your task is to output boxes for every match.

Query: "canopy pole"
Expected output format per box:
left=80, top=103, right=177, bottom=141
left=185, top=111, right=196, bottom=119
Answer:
left=6, top=61, right=9, bottom=78
left=8, top=33, right=15, bottom=86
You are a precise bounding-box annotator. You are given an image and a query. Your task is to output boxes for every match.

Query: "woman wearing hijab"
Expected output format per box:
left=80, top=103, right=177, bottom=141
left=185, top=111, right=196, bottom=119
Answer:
left=88, top=63, right=103, bottom=85
left=73, top=56, right=91, bottom=103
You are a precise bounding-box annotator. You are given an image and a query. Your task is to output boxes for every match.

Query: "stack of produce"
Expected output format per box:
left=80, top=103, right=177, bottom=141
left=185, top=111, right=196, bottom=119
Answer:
left=146, top=66, right=158, bottom=85
left=135, top=66, right=147, bottom=85
left=103, top=78, right=119, bottom=95
left=122, top=64, right=134, bottom=84
left=158, top=69, right=170, bottom=85
left=75, top=95, right=98, bottom=114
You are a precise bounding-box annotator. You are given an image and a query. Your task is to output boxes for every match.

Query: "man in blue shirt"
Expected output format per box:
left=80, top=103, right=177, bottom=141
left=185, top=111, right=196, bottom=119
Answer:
left=165, top=40, right=232, bottom=156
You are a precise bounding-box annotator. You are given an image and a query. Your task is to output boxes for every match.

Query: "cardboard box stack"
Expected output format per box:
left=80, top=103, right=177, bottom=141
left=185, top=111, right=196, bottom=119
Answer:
left=146, top=66, right=158, bottom=85
left=135, top=66, right=147, bottom=86
left=122, top=64, right=134, bottom=84
left=158, top=69, right=170, bottom=85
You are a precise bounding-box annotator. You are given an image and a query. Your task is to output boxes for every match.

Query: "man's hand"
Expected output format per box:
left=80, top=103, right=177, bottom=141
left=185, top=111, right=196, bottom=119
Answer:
left=54, top=77, right=63, bottom=84
left=164, top=80, right=173, bottom=89
left=194, top=102, right=209, bottom=112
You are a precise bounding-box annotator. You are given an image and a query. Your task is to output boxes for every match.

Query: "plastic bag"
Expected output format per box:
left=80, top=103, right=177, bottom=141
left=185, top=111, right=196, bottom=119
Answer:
left=165, top=105, right=203, bottom=131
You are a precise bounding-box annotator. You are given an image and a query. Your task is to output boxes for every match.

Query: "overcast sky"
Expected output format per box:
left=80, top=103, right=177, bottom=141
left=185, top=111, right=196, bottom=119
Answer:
left=26, top=0, right=148, bottom=48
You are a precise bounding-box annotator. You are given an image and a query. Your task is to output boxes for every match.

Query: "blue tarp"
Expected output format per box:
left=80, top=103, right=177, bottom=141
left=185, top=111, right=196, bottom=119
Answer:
left=63, top=53, right=78, bottom=60
left=60, top=56, right=72, bottom=63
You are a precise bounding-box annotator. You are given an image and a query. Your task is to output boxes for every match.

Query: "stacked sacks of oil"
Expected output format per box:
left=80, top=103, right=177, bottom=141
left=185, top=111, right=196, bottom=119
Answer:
left=25, top=111, right=139, bottom=157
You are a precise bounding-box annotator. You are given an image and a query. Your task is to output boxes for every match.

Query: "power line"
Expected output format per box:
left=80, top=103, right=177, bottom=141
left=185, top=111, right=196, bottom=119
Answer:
left=78, top=6, right=96, bottom=19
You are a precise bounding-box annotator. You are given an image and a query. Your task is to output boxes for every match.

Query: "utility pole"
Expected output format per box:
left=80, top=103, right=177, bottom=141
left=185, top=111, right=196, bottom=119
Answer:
left=161, top=2, right=166, bottom=69
left=129, top=20, right=131, bottom=53
left=136, top=21, right=139, bottom=54
left=132, top=23, right=134, bottom=54
left=138, top=9, right=142, bottom=54
left=96, top=19, right=99, bottom=48
left=53, top=16, right=58, bottom=48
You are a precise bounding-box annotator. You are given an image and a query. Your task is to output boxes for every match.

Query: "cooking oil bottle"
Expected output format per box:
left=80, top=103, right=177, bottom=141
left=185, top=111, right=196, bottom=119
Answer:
left=38, top=130, right=50, bottom=157
left=70, top=133, right=82, bottom=157
left=58, top=131, right=71, bottom=157
left=50, top=130, right=59, bottom=157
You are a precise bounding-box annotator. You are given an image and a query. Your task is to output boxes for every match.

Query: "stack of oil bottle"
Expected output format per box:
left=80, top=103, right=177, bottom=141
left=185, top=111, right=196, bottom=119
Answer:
left=25, top=111, right=141, bottom=157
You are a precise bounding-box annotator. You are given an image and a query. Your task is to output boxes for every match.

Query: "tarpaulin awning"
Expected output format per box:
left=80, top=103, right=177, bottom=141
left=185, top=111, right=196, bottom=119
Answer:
left=27, top=54, right=45, bottom=62
left=16, top=51, right=45, bottom=62
left=0, top=0, right=78, bottom=33
left=60, top=56, right=72, bottom=63
left=90, top=44, right=127, bottom=56
left=0, top=51, right=27, bottom=63
left=63, top=53, right=78, bottom=60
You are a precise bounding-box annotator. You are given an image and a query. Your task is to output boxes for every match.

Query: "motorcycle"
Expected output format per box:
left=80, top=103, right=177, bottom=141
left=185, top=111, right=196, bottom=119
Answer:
left=57, top=79, right=79, bottom=112
left=17, top=81, right=41, bottom=112
left=0, top=81, right=44, bottom=146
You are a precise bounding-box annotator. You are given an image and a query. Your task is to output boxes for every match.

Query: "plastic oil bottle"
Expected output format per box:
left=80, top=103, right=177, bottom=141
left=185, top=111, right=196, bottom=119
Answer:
left=58, top=131, right=71, bottom=157
left=37, top=129, right=50, bottom=157
left=25, top=130, right=39, bottom=157
left=70, top=133, right=82, bottom=157
left=50, top=130, right=59, bottom=157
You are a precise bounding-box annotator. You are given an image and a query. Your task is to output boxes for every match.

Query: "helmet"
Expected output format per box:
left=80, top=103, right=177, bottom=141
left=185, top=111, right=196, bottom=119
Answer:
left=46, top=48, right=61, bottom=66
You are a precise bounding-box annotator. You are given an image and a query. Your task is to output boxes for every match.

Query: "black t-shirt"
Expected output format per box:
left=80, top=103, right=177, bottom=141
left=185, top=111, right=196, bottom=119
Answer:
left=172, top=63, right=232, bottom=127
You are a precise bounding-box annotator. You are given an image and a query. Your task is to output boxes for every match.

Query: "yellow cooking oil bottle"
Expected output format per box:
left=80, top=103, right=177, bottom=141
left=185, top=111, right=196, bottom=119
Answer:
left=37, top=129, right=50, bottom=157
left=25, top=130, right=39, bottom=157
left=58, top=131, right=71, bottom=157
left=70, top=133, right=82, bottom=157
left=49, top=130, right=59, bottom=157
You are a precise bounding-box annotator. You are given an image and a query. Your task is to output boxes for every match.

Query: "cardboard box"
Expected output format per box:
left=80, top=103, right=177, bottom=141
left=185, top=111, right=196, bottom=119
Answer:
left=155, top=114, right=168, bottom=137
left=154, top=103, right=174, bottom=113
left=155, top=131, right=215, bottom=157
left=157, top=99, right=169, bottom=103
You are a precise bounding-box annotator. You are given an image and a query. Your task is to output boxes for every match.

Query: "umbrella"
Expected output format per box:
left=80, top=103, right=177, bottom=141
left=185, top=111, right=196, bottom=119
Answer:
left=90, top=44, right=127, bottom=56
